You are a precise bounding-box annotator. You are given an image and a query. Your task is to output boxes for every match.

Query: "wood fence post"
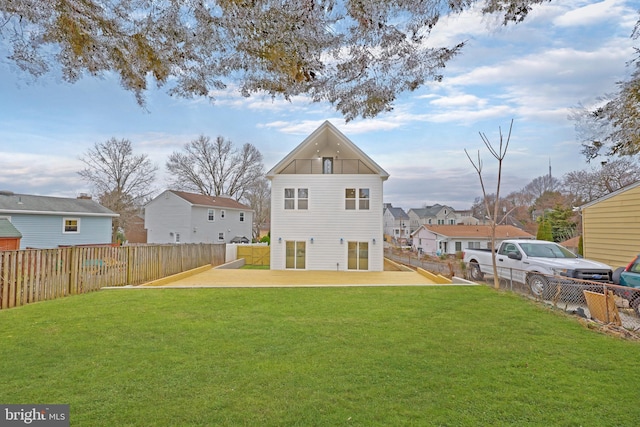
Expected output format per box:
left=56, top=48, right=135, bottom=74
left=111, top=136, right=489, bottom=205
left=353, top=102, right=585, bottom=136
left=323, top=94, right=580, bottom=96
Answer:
left=69, top=246, right=79, bottom=295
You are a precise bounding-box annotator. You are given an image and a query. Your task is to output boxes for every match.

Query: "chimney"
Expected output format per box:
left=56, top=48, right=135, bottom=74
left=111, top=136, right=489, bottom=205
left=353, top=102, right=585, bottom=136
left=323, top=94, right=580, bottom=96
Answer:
left=77, top=193, right=92, bottom=200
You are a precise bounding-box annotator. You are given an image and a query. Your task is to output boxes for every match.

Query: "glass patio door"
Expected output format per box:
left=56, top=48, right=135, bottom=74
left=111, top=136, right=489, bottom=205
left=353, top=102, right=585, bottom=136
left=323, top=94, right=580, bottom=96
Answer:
left=285, top=241, right=306, bottom=269
left=347, top=242, right=369, bottom=270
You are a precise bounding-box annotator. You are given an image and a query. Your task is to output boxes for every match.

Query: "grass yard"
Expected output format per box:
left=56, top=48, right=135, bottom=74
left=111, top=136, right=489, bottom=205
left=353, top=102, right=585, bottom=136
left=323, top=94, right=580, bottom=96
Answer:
left=1, top=286, right=639, bottom=426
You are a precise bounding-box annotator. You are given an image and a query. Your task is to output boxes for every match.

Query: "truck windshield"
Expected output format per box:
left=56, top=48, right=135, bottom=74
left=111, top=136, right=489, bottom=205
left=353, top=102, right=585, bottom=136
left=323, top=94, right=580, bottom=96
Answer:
left=518, top=242, right=576, bottom=258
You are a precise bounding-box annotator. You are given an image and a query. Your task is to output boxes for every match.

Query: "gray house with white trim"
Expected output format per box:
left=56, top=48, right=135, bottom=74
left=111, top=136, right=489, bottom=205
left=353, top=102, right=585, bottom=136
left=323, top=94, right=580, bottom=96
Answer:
left=0, top=191, right=117, bottom=249
left=144, top=190, right=254, bottom=244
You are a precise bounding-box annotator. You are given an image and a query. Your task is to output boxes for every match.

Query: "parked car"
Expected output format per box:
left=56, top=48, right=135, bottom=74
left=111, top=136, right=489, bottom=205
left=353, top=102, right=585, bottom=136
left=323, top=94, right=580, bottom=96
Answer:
left=612, top=255, right=640, bottom=315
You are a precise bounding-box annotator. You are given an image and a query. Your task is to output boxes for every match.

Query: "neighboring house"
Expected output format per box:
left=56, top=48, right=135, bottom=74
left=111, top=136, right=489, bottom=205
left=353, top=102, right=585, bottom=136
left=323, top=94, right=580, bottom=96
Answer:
left=145, top=190, right=254, bottom=244
left=579, top=180, right=640, bottom=269
left=0, top=218, right=22, bottom=250
left=455, top=209, right=480, bottom=225
left=125, top=214, right=147, bottom=244
left=411, top=224, right=534, bottom=256
left=0, top=191, right=117, bottom=249
left=383, top=204, right=410, bottom=245
left=267, top=121, right=389, bottom=271
left=408, top=204, right=457, bottom=232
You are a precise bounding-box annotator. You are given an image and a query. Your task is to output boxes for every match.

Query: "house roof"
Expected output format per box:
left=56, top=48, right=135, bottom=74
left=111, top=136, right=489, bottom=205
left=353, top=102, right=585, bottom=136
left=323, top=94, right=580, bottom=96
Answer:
left=266, top=121, right=389, bottom=179
left=409, top=204, right=453, bottom=218
left=0, top=192, right=118, bottom=217
left=0, top=218, right=22, bottom=238
left=385, top=206, right=409, bottom=220
left=414, top=224, right=534, bottom=239
left=579, top=180, right=640, bottom=209
left=170, top=190, right=252, bottom=210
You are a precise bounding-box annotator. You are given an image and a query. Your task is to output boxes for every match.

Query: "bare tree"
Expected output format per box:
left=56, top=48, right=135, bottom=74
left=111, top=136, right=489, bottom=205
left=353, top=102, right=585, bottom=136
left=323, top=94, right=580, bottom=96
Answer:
left=166, top=135, right=264, bottom=202
left=1, top=0, right=550, bottom=120
left=78, top=138, right=158, bottom=242
left=572, top=12, right=640, bottom=160
left=243, top=177, right=271, bottom=240
left=465, top=120, right=513, bottom=289
left=562, top=157, right=640, bottom=205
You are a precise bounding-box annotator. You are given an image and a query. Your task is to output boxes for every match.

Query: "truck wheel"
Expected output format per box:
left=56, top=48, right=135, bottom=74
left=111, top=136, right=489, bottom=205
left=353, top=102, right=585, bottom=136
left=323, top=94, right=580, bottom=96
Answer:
left=527, top=274, right=548, bottom=298
left=469, top=262, right=483, bottom=281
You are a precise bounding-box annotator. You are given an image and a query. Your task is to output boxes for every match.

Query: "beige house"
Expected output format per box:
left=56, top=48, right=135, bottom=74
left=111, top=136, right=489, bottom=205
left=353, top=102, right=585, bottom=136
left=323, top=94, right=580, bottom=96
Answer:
left=580, top=180, right=640, bottom=269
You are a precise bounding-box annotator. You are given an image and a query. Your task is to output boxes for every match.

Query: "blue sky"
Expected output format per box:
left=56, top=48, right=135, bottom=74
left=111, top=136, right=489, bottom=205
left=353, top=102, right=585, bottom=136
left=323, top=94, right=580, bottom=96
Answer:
left=0, top=0, right=636, bottom=211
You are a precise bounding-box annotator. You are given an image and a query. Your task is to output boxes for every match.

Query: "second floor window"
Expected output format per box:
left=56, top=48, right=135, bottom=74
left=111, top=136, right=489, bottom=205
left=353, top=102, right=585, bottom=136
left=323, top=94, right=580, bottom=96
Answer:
left=208, top=209, right=215, bottom=221
left=240, top=212, right=245, bottom=222
left=285, top=188, right=308, bottom=210
left=345, top=188, right=370, bottom=210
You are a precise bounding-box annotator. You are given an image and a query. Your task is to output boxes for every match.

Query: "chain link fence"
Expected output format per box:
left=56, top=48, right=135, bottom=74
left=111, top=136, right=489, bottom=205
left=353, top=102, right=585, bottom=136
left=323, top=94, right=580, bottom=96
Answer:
left=383, top=248, right=640, bottom=334
left=465, top=260, right=640, bottom=333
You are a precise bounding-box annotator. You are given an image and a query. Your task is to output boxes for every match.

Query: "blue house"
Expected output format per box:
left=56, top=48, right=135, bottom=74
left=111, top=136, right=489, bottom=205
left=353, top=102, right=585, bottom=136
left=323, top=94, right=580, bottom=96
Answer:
left=0, top=191, right=118, bottom=249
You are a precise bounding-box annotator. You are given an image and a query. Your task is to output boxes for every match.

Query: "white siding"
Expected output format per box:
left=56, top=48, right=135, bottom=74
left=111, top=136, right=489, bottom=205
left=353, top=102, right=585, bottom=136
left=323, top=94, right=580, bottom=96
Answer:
left=270, top=174, right=384, bottom=271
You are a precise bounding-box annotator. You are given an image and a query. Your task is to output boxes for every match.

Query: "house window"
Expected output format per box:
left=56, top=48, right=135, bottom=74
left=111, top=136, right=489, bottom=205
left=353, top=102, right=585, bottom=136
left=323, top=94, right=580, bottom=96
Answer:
left=449, top=219, right=455, bottom=225
left=428, top=219, right=432, bottom=224
left=221, top=210, right=225, bottom=219
left=175, top=232, right=181, bottom=243
left=467, top=242, right=480, bottom=249
left=345, top=188, right=356, bottom=210
left=218, top=232, right=225, bottom=241
left=239, top=212, right=245, bottom=222
left=63, top=218, right=79, bottom=233
left=208, top=209, right=215, bottom=221
left=455, top=242, right=462, bottom=252
left=285, top=241, right=306, bottom=269
left=284, top=188, right=295, bottom=209
left=298, top=188, right=308, bottom=210
left=348, top=242, right=369, bottom=270
left=438, top=219, right=444, bottom=225
left=345, top=188, right=370, bottom=210
left=323, top=157, right=333, bottom=174
left=359, top=188, right=370, bottom=210
left=285, top=188, right=308, bottom=210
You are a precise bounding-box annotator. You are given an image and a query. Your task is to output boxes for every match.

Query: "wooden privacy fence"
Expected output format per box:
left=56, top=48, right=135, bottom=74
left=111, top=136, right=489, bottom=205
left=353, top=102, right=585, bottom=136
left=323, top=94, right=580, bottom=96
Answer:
left=0, top=243, right=225, bottom=310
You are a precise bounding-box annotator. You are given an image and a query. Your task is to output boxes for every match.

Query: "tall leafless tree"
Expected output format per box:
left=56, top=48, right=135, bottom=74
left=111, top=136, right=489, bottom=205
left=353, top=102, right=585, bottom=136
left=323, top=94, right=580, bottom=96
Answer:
left=465, top=120, right=513, bottom=289
left=78, top=138, right=158, bottom=242
left=166, top=135, right=265, bottom=203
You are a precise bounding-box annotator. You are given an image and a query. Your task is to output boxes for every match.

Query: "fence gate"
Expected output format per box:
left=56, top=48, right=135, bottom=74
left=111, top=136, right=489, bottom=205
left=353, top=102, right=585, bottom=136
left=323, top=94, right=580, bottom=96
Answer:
left=237, top=245, right=270, bottom=266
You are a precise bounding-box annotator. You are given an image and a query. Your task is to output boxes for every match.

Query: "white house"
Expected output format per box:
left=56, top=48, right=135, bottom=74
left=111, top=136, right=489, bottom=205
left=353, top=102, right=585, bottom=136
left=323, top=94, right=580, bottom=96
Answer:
left=145, top=190, right=253, bottom=244
left=383, top=204, right=410, bottom=245
left=411, top=224, right=534, bottom=256
left=267, top=121, right=389, bottom=271
left=0, top=191, right=117, bottom=249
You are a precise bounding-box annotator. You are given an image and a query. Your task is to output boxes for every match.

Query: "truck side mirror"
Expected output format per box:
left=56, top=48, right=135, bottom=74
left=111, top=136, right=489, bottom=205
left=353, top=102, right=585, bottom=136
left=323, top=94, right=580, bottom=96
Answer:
left=507, top=252, right=522, bottom=260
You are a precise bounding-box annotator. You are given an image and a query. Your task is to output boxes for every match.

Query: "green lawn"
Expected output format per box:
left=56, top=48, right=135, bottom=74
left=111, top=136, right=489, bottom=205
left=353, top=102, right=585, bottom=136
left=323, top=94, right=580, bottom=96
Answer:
left=1, top=286, right=639, bottom=426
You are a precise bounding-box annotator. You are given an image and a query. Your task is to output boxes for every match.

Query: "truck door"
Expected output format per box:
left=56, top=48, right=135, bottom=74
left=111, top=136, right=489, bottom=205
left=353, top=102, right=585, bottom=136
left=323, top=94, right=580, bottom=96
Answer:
left=496, top=243, right=525, bottom=284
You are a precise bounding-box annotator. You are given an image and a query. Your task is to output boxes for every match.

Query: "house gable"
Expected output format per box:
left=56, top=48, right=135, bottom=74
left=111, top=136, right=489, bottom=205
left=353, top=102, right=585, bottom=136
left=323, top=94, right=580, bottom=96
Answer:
left=266, top=121, right=389, bottom=179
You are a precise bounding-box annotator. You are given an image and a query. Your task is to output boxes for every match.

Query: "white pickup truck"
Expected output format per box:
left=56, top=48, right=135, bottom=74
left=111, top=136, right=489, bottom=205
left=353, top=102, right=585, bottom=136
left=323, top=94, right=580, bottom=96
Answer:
left=462, top=239, right=613, bottom=296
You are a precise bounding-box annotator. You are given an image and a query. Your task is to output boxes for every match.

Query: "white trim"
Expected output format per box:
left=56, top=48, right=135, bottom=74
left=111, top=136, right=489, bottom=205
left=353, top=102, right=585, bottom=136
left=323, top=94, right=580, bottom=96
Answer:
left=62, top=217, right=80, bottom=234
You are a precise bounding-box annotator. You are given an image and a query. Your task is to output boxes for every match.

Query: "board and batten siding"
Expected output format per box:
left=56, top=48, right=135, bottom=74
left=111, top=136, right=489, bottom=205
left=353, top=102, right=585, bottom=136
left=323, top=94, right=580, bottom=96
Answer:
left=270, top=174, right=384, bottom=271
left=10, top=214, right=112, bottom=249
left=582, top=183, right=640, bottom=269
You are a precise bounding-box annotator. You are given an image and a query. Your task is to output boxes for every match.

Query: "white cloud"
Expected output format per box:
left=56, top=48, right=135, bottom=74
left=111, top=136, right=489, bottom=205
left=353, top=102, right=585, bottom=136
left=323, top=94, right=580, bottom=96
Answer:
left=553, top=0, right=630, bottom=27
